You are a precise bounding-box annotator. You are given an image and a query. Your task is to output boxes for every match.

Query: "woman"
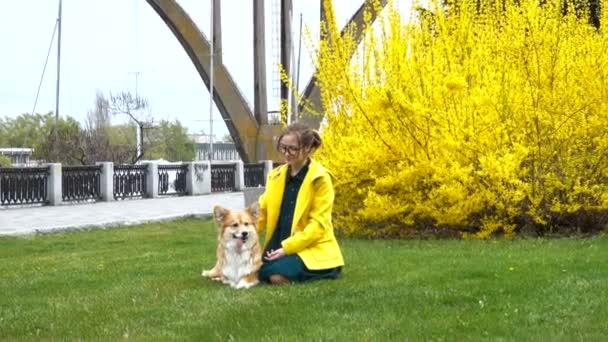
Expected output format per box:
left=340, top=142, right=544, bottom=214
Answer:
left=257, top=122, right=344, bottom=284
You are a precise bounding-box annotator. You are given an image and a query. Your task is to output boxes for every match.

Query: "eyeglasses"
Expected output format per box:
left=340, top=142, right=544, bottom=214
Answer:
left=278, top=144, right=301, bottom=156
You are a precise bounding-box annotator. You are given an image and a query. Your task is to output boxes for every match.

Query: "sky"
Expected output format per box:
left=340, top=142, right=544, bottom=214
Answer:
left=0, top=0, right=410, bottom=141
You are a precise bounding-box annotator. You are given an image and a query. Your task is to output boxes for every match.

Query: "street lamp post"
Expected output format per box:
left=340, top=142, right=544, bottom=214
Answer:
left=54, top=0, right=62, bottom=161
left=208, top=0, right=215, bottom=161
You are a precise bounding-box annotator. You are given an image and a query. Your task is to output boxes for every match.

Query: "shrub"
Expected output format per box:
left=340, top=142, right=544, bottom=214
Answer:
left=315, top=0, right=608, bottom=238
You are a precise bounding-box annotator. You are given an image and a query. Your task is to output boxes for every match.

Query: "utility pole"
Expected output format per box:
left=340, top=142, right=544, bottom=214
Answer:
left=295, top=13, right=303, bottom=120
left=207, top=0, right=222, bottom=160
left=128, top=71, right=143, bottom=159
left=281, top=0, right=293, bottom=123
left=253, top=0, right=268, bottom=125
left=129, top=71, right=141, bottom=95
left=209, top=0, right=215, bottom=161
left=54, top=0, right=62, bottom=161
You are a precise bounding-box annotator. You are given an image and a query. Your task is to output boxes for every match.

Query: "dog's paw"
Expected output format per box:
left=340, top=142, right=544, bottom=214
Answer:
left=202, top=268, right=221, bottom=279
left=234, top=279, right=258, bottom=289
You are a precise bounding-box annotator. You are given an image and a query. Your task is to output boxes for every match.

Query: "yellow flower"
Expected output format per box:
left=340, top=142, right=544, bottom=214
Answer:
left=444, top=74, right=468, bottom=92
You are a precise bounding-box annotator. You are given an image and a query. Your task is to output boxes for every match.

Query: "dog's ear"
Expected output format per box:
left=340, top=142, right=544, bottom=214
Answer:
left=246, top=202, right=260, bottom=223
left=213, top=205, right=229, bottom=226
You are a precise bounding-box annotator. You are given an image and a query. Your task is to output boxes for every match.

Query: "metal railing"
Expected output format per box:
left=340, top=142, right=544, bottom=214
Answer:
left=211, top=164, right=236, bottom=192
left=62, top=165, right=102, bottom=202
left=0, top=161, right=273, bottom=207
left=244, top=163, right=265, bottom=187
left=113, top=165, right=147, bottom=200
left=158, top=164, right=188, bottom=196
left=0, top=166, right=49, bottom=205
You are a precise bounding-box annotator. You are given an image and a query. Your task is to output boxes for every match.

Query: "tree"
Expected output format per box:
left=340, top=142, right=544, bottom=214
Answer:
left=222, top=133, right=234, bottom=143
left=107, top=123, right=138, bottom=164
left=145, top=119, right=194, bottom=161
left=42, top=115, right=86, bottom=165
left=0, top=112, right=85, bottom=164
left=82, top=91, right=113, bottom=164
left=0, top=155, right=11, bottom=167
left=109, top=91, right=151, bottom=163
left=0, top=113, right=48, bottom=152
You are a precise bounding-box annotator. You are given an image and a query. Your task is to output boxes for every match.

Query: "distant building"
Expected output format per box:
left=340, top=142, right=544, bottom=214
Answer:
left=189, top=133, right=216, bottom=144
left=189, top=133, right=239, bottom=161
left=195, top=143, right=240, bottom=161
left=0, top=148, right=35, bottom=166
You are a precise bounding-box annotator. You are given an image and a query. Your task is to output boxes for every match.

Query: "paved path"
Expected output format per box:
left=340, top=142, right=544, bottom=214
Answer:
left=0, top=192, right=245, bottom=236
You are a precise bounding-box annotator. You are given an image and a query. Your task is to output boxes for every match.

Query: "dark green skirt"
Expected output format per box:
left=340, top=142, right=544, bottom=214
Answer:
left=258, top=255, right=341, bottom=283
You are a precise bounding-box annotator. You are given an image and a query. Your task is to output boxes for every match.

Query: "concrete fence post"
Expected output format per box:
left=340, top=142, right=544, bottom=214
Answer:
left=144, top=162, right=158, bottom=198
left=263, top=160, right=273, bottom=181
left=45, top=163, right=62, bottom=206
left=235, top=160, right=245, bottom=191
left=203, top=161, right=212, bottom=194
left=96, top=162, right=114, bottom=202
left=243, top=160, right=271, bottom=207
left=186, top=162, right=195, bottom=195
left=187, top=161, right=211, bottom=195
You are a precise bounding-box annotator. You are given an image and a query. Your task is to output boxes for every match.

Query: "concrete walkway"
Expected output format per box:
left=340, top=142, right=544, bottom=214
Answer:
left=0, top=192, right=245, bottom=236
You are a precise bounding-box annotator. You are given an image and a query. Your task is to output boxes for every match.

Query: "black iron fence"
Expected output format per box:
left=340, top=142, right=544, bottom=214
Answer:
left=62, top=165, right=102, bottom=202
left=211, top=164, right=236, bottom=192
left=0, top=166, right=49, bottom=206
left=0, top=161, right=272, bottom=207
left=244, top=163, right=265, bottom=187
left=158, top=164, right=188, bottom=196
left=113, top=165, right=147, bottom=200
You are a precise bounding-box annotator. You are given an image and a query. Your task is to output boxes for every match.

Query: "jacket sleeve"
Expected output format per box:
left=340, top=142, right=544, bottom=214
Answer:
left=256, top=182, right=269, bottom=234
left=281, top=173, right=334, bottom=255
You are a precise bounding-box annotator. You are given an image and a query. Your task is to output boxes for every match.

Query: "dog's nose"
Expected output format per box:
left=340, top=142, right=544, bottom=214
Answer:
left=242, top=231, right=249, bottom=237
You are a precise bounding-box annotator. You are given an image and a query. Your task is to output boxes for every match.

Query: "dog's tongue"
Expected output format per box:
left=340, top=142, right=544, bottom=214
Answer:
left=236, top=239, right=244, bottom=252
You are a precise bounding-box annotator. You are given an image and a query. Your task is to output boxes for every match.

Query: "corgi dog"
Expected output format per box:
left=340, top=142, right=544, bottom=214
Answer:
left=202, top=203, right=262, bottom=289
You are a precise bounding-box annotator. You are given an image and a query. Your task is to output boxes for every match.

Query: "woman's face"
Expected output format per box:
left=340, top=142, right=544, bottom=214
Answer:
left=278, top=133, right=308, bottom=166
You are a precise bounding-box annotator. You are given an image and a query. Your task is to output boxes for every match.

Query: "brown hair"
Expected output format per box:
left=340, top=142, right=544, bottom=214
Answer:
left=277, top=122, right=322, bottom=152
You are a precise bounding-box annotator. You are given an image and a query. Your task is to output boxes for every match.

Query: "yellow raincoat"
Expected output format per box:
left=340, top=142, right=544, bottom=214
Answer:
left=257, top=159, right=345, bottom=270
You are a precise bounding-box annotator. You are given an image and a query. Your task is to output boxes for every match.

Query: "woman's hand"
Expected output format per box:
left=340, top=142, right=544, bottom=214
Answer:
left=264, top=248, right=286, bottom=261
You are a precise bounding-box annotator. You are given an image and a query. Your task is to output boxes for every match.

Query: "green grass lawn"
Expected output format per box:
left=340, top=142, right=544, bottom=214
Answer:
left=1, top=218, right=607, bottom=341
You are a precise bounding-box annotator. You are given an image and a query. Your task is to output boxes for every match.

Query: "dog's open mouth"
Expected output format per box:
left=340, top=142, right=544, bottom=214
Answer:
left=232, top=233, right=248, bottom=252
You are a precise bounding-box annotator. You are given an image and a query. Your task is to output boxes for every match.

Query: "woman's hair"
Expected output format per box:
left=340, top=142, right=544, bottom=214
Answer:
left=277, top=122, right=322, bottom=152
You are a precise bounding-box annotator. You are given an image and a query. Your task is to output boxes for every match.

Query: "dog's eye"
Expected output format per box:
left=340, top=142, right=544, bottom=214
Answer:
left=232, top=223, right=239, bottom=228
left=243, top=222, right=249, bottom=226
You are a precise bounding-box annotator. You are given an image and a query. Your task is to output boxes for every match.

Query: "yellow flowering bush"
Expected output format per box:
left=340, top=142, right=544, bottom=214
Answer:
left=314, top=0, right=608, bottom=238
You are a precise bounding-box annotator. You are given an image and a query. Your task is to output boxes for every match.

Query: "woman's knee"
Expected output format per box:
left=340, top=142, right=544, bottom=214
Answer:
left=269, top=274, right=290, bottom=284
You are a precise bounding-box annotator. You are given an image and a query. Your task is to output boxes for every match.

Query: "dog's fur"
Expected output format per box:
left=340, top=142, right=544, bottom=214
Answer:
left=201, top=204, right=262, bottom=289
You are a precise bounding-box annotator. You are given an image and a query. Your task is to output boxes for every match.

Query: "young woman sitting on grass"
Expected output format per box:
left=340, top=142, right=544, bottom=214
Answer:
left=257, top=122, right=344, bottom=284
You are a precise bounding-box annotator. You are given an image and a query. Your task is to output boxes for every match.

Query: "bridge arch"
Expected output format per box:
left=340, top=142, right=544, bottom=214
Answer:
left=145, top=0, right=386, bottom=162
